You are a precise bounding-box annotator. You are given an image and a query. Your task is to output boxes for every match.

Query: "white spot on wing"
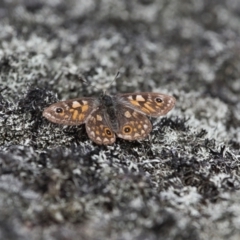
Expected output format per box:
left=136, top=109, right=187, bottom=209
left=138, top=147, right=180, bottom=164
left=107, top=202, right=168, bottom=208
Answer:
left=72, top=101, right=81, bottom=108
left=136, top=95, right=145, bottom=101
left=103, top=138, right=109, bottom=143
left=63, top=103, right=69, bottom=110
left=96, top=115, right=102, bottom=121
left=143, top=124, right=148, bottom=129
left=124, top=111, right=132, bottom=118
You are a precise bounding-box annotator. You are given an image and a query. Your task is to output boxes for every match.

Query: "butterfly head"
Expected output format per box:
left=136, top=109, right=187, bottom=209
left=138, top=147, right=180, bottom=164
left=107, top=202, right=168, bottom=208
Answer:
left=99, top=92, right=113, bottom=107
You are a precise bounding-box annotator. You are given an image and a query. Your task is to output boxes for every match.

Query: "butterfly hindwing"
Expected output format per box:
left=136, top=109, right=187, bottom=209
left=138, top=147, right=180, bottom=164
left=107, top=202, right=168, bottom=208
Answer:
left=85, top=108, right=116, bottom=145
left=116, top=105, right=152, bottom=141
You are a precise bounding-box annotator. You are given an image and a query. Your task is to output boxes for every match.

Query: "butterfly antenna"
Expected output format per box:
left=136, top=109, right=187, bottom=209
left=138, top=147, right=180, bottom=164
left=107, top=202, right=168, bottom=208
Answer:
left=79, top=74, right=103, bottom=93
left=80, top=71, right=121, bottom=95
left=111, top=71, right=120, bottom=87
left=103, top=71, right=120, bottom=94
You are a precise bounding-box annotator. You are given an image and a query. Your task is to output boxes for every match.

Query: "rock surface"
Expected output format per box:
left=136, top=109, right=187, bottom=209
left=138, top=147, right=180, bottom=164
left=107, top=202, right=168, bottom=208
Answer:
left=0, top=0, right=239, bottom=239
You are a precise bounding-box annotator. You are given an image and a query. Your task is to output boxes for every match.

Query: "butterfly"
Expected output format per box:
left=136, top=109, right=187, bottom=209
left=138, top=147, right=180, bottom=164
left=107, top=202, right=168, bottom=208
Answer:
left=43, top=92, right=176, bottom=145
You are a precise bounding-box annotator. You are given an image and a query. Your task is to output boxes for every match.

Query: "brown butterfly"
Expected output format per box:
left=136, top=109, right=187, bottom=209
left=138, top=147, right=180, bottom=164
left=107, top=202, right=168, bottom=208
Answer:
left=43, top=92, right=176, bottom=145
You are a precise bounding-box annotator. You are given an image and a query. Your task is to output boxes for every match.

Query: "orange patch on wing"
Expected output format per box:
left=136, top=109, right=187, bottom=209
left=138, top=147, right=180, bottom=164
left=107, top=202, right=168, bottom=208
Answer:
left=130, top=100, right=141, bottom=107
left=72, top=110, right=78, bottom=120
left=58, top=112, right=64, bottom=116
left=141, top=107, right=151, bottom=114
left=79, top=113, right=85, bottom=121
left=144, top=103, right=155, bottom=112
left=156, top=102, right=163, bottom=106
left=82, top=105, right=89, bottom=112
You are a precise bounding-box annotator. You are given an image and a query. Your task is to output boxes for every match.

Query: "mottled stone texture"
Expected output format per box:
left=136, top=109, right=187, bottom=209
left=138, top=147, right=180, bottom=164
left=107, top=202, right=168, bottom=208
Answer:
left=0, top=0, right=239, bottom=239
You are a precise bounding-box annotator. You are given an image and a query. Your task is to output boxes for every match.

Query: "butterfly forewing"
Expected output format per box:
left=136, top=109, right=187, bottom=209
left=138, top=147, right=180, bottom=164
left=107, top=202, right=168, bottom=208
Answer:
left=116, top=106, right=152, bottom=141
left=117, top=93, right=176, bottom=117
left=43, top=98, right=97, bottom=125
left=85, top=108, right=116, bottom=145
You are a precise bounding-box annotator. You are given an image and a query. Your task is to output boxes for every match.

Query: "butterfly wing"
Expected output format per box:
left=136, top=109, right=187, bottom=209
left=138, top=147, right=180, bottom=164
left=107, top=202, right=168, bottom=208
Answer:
left=116, top=105, right=152, bottom=141
left=85, top=108, right=116, bottom=145
left=116, top=92, right=176, bottom=117
left=43, top=98, right=98, bottom=125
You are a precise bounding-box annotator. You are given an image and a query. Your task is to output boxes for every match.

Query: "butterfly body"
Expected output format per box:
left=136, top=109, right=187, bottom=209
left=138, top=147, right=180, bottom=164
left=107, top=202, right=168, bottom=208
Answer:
left=99, top=94, right=119, bottom=132
left=43, top=92, right=176, bottom=145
